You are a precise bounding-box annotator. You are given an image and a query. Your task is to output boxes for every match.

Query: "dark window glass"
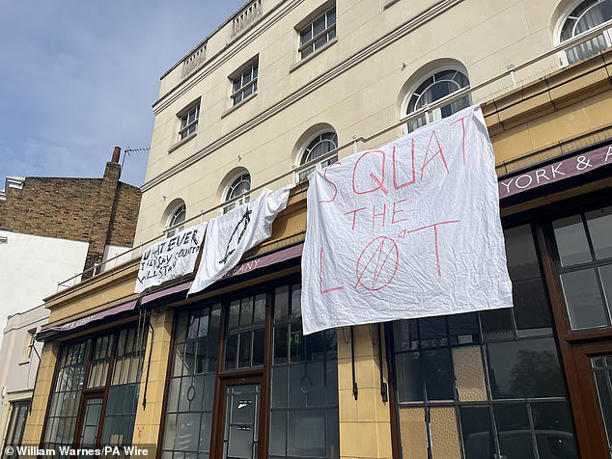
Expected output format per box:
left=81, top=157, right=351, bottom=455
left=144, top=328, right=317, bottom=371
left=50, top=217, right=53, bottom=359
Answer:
left=487, top=338, right=565, bottom=399
left=43, top=340, right=89, bottom=450
left=162, top=304, right=220, bottom=458
left=553, top=215, right=592, bottom=266
left=460, top=407, right=495, bottom=459
left=423, top=349, right=453, bottom=400
left=270, top=283, right=339, bottom=458
left=3, top=401, right=30, bottom=450
left=561, top=268, right=608, bottom=329
left=395, top=352, right=424, bottom=403
left=586, top=206, right=612, bottom=260
left=531, top=402, right=579, bottom=458
left=224, top=294, right=266, bottom=370
left=494, top=404, right=534, bottom=459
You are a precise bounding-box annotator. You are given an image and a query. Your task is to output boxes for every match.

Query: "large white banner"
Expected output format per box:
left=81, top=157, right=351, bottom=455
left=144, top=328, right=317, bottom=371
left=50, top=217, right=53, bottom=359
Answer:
left=301, top=105, right=513, bottom=335
left=188, top=186, right=291, bottom=295
left=135, top=223, right=207, bottom=293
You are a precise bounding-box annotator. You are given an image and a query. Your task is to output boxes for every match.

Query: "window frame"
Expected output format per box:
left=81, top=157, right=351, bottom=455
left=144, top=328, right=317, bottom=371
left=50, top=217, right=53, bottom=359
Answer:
left=401, top=67, right=471, bottom=134
left=40, top=324, right=148, bottom=452
left=297, top=5, right=337, bottom=60
left=230, top=59, right=259, bottom=106
left=177, top=100, right=201, bottom=141
left=158, top=275, right=341, bottom=459
left=222, top=172, right=251, bottom=214
left=554, top=0, right=612, bottom=66
left=165, top=201, right=186, bottom=238
left=295, top=129, right=339, bottom=183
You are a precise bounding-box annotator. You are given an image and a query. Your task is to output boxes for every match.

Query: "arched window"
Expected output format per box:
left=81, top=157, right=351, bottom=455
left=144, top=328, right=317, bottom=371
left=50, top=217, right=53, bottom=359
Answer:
left=559, top=0, right=612, bottom=64
left=166, top=202, right=186, bottom=237
left=298, top=131, right=338, bottom=182
left=405, top=69, right=470, bottom=133
left=223, top=172, right=251, bottom=213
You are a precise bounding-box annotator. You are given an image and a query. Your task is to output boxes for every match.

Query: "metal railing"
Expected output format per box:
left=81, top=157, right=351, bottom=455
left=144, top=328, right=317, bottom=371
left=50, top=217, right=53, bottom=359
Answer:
left=56, top=18, right=612, bottom=291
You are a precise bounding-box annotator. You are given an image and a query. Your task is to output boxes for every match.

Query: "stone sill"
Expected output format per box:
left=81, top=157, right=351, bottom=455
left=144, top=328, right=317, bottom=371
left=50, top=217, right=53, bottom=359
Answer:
left=168, top=131, right=197, bottom=154
left=221, top=92, right=257, bottom=119
left=289, top=37, right=338, bottom=73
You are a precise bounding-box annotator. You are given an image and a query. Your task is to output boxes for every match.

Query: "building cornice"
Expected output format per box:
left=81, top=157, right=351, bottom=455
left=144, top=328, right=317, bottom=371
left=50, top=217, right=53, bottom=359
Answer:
left=143, top=0, right=465, bottom=192
left=153, top=0, right=303, bottom=113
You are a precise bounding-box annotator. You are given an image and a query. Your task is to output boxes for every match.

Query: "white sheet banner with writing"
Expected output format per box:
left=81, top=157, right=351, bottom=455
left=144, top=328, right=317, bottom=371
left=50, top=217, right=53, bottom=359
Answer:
left=188, top=186, right=292, bottom=295
left=135, top=223, right=207, bottom=293
left=301, top=105, right=513, bottom=335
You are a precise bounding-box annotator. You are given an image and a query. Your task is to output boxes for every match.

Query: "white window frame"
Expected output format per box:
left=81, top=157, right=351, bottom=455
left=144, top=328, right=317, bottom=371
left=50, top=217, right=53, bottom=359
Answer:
left=178, top=102, right=200, bottom=140
left=165, top=202, right=186, bottom=237
left=223, top=172, right=251, bottom=214
left=401, top=67, right=471, bottom=134
left=294, top=130, right=338, bottom=183
left=231, top=61, right=258, bottom=106
left=554, top=0, right=612, bottom=67
left=298, top=6, right=336, bottom=60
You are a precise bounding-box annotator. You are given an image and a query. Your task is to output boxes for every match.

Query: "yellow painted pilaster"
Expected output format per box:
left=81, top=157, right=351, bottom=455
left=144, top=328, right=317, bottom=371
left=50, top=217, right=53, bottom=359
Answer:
left=131, top=308, right=174, bottom=451
left=337, top=325, right=393, bottom=459
left=21, top=341, right=59, bottom=446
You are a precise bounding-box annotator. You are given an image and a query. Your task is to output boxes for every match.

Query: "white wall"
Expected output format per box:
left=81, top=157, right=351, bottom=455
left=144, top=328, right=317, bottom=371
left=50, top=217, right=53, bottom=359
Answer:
left=0, top=230, right=89, bottom=332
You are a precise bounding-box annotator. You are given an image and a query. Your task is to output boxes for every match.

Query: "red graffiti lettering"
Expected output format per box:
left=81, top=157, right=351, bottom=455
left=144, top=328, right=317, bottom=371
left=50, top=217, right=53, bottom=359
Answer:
left=392, top=140, right=416, bottom=189
left=320, top=247, right=344, bottom=294
left=319, top=161, right=341, bottom=204
left=420, top=130, right=449, bottom=180
left=406, top=220, right=460, bottom=277
left=352, top=150, right=387, bottom=195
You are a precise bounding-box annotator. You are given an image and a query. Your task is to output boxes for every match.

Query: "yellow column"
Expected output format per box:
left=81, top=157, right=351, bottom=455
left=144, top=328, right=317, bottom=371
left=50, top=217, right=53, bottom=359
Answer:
left=337, top=325, right=393, bottom=459
left=131, top=307, right=174, bottom=452
left=21, top=341, right=59, bottom=446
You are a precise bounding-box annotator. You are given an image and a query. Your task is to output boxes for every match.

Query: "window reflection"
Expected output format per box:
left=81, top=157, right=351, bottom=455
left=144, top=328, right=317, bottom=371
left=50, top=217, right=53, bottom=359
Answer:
left=392, top=223, right=578, bottom=459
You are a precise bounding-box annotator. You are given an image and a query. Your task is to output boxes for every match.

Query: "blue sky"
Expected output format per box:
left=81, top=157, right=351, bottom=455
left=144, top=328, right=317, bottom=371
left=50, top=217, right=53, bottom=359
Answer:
left=0, top=1, right=246, bottom=331
left=0, top=0, right=246, bottom=186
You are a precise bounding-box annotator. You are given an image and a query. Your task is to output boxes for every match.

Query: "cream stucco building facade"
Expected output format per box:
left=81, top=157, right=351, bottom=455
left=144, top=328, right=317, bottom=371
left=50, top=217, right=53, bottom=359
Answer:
left=21, top=0, right=612, bottom=458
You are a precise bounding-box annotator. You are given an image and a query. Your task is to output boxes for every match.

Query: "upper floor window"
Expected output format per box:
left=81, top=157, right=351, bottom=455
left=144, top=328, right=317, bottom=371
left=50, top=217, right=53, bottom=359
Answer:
left=405, top=69, right=471, bottom=133
left=297, top=131, right=338, bottom=182
left=224, top=172, right=251, bottom=213
left=24, top=328, right=36, bottom=360
left=178, top=102, right=200, bottom=140
left=559, top=0, right=612, bottom=65
left=231, top=61, right=258, bottom=106
left=298, top=6, right=336, bottom=59
left=166, top=202, right=186, bottom=237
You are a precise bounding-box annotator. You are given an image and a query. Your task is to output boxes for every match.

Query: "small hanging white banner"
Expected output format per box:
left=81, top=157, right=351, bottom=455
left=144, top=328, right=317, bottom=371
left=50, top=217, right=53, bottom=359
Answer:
left=301, top=105, right=513, bottom=335
left=188, top=186, right=292, bottom=295
left=135, top=223, right=207, bottom=293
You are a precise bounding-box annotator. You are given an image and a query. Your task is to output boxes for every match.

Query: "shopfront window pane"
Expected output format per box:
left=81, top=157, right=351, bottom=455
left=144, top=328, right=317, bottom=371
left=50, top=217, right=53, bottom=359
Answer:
left=395, top=352, right=424, bottom=403
left=481, top=309, right=514, bottom=341
left=163, top=304, right=220, bottom=458
left=487, top=338, right=565, bottom=399
left=561, top=268, right=608, bottom=330
left=270, top=283, right=339, bottom=459
left=513, top=277, right=553, bottom=336
left=460, top=407, right=495, bottom=459
left=423, top=349, right=453, bottom=400
left=531, top=402, right=578, bottom=459
left=553, top=215, right=592, bottom=266
left=591, top=355, right=612, bottom=452
left=586, top=206, right=612, bottom=260
left=505, top=225, right=541, bottom=280
left=494, top=404, right=534, bottom=459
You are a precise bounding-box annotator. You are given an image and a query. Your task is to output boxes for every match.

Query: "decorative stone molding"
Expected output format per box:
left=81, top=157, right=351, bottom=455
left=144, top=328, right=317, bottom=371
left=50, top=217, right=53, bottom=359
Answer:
left=0, top=176, right=25, bottom=201
left=232, top=0, right=263, bottom=38
left=181, top=44, right=207, bottom=79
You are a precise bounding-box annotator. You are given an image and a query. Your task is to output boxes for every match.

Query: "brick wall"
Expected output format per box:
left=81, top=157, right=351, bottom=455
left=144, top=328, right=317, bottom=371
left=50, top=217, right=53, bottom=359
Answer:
left=0, top=158, right=142, bottom=274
